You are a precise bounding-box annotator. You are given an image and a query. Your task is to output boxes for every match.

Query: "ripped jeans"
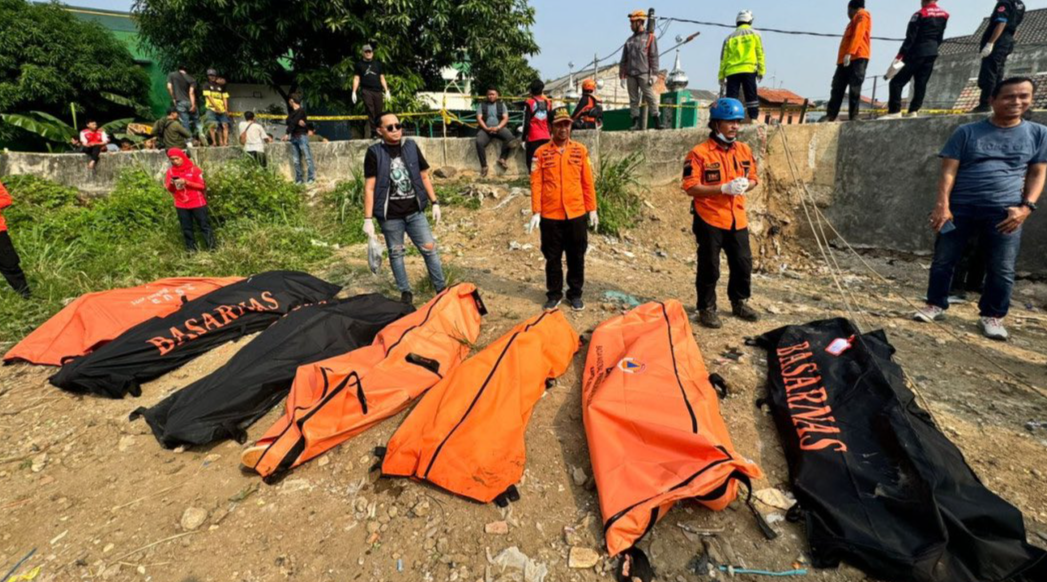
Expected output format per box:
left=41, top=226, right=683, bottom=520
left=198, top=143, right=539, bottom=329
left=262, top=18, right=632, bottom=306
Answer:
left=379, top=211, right=446, bottom=293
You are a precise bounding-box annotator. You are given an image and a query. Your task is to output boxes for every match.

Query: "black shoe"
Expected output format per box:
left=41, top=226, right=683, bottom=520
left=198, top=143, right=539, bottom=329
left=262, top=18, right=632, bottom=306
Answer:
left=401, top=291, right=414, bottom=305
left=569, top=297, right=585, bottom=312
left=630, top=116, right=641, bottom=131
left=480, top=166, right=489, bottom=178
left=18, top=288, right=30, bottom=300
left=698, top=309, right=722, bottom=329
left=543, top=297, right=562, bottom=310
left=653, top=116, right=664, bottom=130
left=971, top=104, right=991, bottom=114
left=732, top=301, right=759, bottom=322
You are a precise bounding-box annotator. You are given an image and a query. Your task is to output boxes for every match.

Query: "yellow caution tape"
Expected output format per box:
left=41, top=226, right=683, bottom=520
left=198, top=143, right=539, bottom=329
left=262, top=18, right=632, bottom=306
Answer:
left=5, top=566, right=40, bottom=582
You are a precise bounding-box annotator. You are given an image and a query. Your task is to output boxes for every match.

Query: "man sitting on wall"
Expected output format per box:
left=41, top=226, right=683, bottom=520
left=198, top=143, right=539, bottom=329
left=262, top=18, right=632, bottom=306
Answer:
left=914, top=77, right=1045, bottom=341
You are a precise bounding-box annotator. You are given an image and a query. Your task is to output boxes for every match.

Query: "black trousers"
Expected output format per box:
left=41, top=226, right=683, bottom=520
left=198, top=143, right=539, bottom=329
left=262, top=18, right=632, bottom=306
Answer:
left=176, top=207, right=215, bottom=251
left=475, top=128, right=515, bottom=168
left=978, top=42, right=1013, bottom=107
left=888, top=56, right=937, bottom=114
left=693, top=213, right=752, bottom=311
left=362, top=89, right=384, bottom=137
left=540, top=215, right=588, bottom=301
left=0, top=231, right=29, bottom=296
left=827, top=59, right=869, bottom=121
left=246, top=150, right=267, bottom=167
left=83, top=145, right=104, bottom=163
left=525, top=139, right=549, bottom=173
left=726, top=73, right=760, bottom=120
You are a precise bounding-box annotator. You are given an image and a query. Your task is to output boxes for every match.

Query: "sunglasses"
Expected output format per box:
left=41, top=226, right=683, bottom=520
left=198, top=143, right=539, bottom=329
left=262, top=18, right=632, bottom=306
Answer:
left=385, top=123, right=403, bottom=131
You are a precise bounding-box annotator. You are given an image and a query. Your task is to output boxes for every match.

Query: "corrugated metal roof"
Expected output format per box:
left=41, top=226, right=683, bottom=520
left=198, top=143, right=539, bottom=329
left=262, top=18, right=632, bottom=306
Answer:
left=940, top=7, right=1047, bottom=56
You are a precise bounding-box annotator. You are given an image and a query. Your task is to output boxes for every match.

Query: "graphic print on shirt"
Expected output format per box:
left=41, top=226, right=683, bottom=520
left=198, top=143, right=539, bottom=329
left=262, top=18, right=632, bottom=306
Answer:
left=389, top=157, right=415, bottom=204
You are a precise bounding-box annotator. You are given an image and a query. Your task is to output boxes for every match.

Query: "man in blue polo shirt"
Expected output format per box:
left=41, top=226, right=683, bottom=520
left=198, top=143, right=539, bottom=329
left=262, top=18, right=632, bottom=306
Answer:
left=915, top=77, right=1045, bottom=341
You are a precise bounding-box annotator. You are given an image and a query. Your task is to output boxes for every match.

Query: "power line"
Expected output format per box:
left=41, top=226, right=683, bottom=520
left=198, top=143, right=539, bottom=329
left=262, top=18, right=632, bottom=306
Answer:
left=662, top=16, right=906, bottom=43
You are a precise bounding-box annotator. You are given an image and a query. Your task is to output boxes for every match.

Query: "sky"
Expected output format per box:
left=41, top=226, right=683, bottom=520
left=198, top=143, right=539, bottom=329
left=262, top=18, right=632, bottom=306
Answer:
left=60, top=0, right=1047, bottom=100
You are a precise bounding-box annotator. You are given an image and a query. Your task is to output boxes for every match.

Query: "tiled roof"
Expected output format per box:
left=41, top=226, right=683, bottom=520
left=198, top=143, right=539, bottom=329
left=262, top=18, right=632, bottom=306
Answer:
left=953, top=71, right=1047, bottom=109
left=940, top=7, right=1047, bottom=56
left=758, top=88, right=807, bottom=105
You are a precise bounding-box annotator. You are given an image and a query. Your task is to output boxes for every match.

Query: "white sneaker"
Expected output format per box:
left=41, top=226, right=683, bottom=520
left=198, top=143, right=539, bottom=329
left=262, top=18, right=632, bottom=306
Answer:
left=879, top=113, right=904, bottom=121
left=913, top=305, right=945, bottom=323
left=906, top=111, right=920, bottom=118
left=979, top=317, right=1009, bottom=341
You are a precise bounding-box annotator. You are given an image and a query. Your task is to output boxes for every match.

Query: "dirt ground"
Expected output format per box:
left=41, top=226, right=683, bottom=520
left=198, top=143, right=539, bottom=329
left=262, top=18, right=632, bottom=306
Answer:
left=2, top=178, right=1046, bottom=582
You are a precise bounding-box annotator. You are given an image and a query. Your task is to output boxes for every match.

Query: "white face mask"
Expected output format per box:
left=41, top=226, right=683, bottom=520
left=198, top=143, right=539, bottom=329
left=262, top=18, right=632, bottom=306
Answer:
left=716, top=131, right=737, bottom=144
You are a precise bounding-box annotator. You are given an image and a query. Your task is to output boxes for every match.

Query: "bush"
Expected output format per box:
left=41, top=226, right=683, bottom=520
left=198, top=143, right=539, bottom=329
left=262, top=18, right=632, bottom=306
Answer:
left=595, top=152, right=646, bottom=236
left=89, top=167, right=172, bottom=236
left=323, top=175, right=367, bottom=246
left=204, top=158, right=304, bottom=224
left=1, top=174, right=79, bottom=211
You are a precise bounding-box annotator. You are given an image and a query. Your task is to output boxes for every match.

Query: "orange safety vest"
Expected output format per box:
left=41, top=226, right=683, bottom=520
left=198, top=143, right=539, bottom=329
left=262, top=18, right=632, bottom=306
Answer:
left=576, top=94, right=603, bottom=124
left=681, top=137, right=758, bottom=230
left=4, top=277, right=243, bottom=366
left=838, top=8, right=872, bottom=64
left=583, top=300, right=764, bottom=556
left=530, top=140, right=597, bottom=220
left=244, top=284, right=486, bottom=479
left=382, top=309, right=579, bottom=503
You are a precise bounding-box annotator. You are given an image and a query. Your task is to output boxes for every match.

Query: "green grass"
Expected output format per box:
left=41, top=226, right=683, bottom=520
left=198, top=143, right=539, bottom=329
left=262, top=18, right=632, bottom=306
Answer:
left=0, top=162, right=339, bottom=346
left=595, top=151, right=646, bottom=237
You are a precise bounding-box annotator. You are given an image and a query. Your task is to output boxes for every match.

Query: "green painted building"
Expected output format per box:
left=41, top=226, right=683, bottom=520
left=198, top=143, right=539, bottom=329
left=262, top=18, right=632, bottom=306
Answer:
left=64, top=5, right=170, bottom=117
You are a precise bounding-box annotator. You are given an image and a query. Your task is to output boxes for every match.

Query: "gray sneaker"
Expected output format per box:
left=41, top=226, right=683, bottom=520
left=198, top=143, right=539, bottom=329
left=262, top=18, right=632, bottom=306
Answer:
left=979, top=317, right=1009, bottom=341
left=913, top=305, right=945, bottom=323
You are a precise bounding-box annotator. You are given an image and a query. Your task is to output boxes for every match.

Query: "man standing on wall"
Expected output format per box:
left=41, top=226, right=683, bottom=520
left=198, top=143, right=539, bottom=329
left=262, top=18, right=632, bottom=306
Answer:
left=915, top=77, right=1044, bottom=341
left=522, top=80, right=552, bottom=173
left=166, top=66, right=199, bottom=137
left=620, top=10, right=662, bottom=131
left=527, top=108, right=598, bottom=312
left=826, top=1, right=872, bottom=122
left=681, top=98, right=760, bottom=329
left=883, top=0, right=949, bottom=119
left=973, top=0, right=1026, bottom=113
left=283, top=94, right=315, bottom=185
left=352, top=45, right=392, bottom=138
left=203, top=69, right=231, bottom=146
left=475, top=88, right=515, bottom=177
left=362, top=113, right=445, bottom=306
left=718, top=10, right=765, bottom=124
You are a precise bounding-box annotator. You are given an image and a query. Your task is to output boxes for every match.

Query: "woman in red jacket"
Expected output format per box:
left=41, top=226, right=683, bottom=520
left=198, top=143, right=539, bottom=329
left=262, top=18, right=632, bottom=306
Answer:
left=0, top=180, right=30, bottom=298
left=165, top=148, right=215, bottom=252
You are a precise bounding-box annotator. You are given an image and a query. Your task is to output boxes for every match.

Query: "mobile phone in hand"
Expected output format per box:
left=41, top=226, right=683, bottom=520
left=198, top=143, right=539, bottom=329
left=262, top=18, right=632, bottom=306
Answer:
left=940, top=220, right=956, bottom=234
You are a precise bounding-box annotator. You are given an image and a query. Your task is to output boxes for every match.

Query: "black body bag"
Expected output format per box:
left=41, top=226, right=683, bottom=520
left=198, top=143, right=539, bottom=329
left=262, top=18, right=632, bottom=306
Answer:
left=756, top=318, right=1047, bottom=582
left=131, top=294, right=413, bottom=448
left=50, top=271, right=341, bottom=398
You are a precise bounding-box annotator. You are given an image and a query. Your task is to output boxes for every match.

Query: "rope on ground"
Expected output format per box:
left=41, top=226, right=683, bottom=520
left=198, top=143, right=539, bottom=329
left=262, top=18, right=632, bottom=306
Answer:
left=776, top=124, right=1047, bottom=404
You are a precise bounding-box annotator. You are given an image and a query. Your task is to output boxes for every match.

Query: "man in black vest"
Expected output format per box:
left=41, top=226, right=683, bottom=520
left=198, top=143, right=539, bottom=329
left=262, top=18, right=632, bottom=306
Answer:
left=362, top=113, right=446, bottom=305
left=974, top=0, right=1026, bottom=113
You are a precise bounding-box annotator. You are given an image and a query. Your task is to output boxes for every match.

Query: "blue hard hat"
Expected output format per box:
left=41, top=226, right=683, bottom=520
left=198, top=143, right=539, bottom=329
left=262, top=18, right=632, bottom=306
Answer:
left=710, top=98, right=746, bottom=121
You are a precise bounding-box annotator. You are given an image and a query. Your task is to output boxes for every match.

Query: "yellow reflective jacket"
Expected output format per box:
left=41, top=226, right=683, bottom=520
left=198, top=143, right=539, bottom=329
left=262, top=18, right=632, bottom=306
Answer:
left=718, top=25, right=766, bottom=81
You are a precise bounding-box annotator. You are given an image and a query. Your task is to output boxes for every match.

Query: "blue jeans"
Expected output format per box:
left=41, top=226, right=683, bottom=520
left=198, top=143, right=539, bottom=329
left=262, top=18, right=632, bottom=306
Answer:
left=379, top=212, right=446, bottom=293
left=175, top=100, right=199, bottom=135
left=289, top=134, right=315, bottom=183
left=926, top=208, right=1023, bottom=318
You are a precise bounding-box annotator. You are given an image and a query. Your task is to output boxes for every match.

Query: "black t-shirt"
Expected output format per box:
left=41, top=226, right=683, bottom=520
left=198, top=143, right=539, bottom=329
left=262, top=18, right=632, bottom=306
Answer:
left=982, top=0, right=1026, bottom=46
left=167, top=71, right=196, bottom=102
left=355, top=60, right=385, bottom=92
left=364, top=142, right=430, bottom=219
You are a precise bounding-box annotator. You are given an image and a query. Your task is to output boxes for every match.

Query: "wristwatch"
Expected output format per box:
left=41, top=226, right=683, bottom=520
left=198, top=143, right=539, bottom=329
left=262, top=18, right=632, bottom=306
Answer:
left=1020, top=200, right=1038, bottom=212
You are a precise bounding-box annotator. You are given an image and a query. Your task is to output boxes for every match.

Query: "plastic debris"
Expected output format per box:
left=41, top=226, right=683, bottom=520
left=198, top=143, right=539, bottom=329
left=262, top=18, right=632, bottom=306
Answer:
left=602, top=290, right=641, bottom=307
left=489, top=546, right=548, bottom=582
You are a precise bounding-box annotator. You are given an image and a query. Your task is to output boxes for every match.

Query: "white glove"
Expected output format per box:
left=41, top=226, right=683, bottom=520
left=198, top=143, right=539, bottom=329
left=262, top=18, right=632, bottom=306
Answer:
left=647, top=76, right=654, bottom=87
left=981, top=43, right=995, bottom=59
left=620, top=78, right=627, bottom=90
left=527, top=213, right=541, bottom=234
left=363, top=218, right=376, bottom=238
left=589, top=210, right=599, bottom=231
left=885, top=59, right=904, bottom=81
left=756, top=75, right=763, bottom=83
left=384, top=90, right=391, bottom=101
left=721, top=177, right=750, bottom=196
left=352, top=91, right=358, bottom=105
left=843, top=54, right=852, bottom=68
left=431, top=203, right=441, bottom=225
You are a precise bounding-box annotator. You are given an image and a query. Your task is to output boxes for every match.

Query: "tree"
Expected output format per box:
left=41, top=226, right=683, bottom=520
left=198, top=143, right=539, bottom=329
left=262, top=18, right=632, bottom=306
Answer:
left=132, top=0, right=540, bottom=110
left=0, top=0, right=151, bottom=147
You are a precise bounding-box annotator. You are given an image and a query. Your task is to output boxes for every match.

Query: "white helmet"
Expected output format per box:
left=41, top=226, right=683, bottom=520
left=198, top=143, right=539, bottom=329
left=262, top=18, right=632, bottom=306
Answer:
left=737, top=10, right=754, bottom=24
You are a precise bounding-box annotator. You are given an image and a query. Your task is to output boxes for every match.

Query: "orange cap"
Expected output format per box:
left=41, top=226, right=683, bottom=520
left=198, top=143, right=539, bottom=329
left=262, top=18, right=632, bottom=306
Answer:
left=581, top=79, right=596, bottom=92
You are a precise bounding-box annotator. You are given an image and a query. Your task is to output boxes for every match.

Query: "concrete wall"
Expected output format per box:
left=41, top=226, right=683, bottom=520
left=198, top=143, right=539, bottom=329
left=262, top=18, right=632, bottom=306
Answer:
left=826, top=113, right=1047, bottom=272
left=1, top=119, right=1044, bottom=273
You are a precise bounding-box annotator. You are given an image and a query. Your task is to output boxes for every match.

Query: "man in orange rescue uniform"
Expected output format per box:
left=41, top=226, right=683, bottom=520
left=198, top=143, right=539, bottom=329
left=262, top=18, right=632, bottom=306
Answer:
left=826, top=0, right=872, bottom=122
left=682, top=98, right=759, bottom=329
left=528, top=107, right=598, bottom=312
